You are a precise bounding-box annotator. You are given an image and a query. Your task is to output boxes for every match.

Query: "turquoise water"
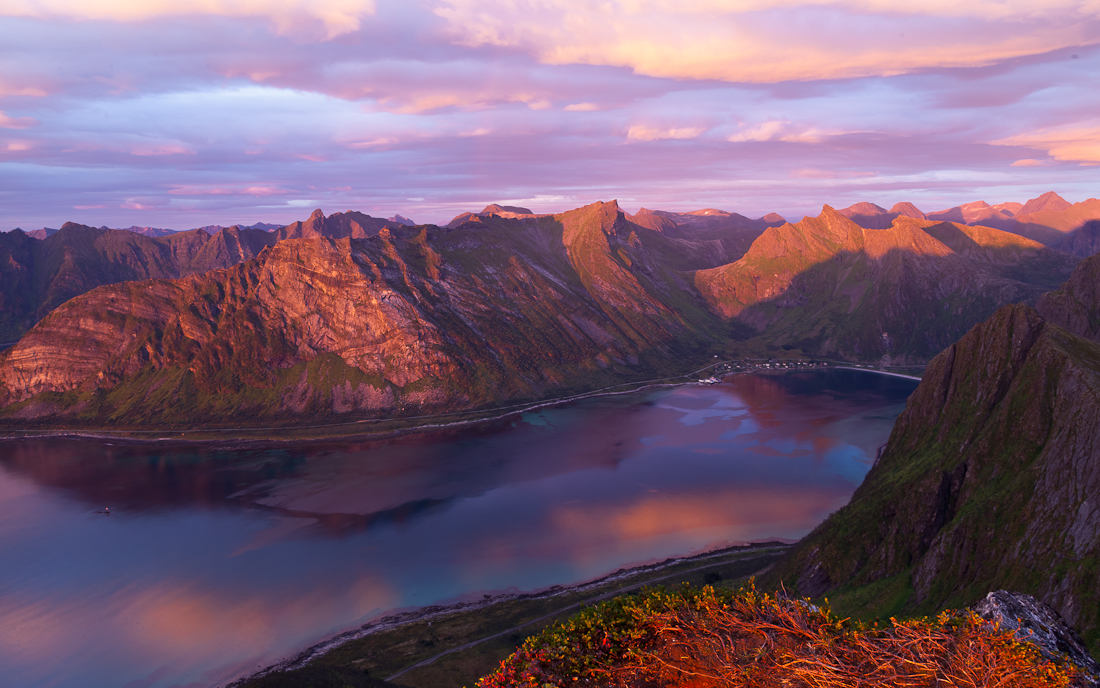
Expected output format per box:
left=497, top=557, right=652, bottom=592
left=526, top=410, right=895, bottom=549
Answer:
left=0, top=369, right=916, bottom=688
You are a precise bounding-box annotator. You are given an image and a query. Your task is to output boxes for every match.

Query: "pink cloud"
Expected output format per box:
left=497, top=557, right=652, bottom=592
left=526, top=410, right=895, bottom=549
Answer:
left=169, top=185, right=286, bottom=196
left=0, top=111, right=36, bottom=129
left=130, top=144, right=194, bottom=156
left=432, top=0, right=1100, bottom=82
left=627, top=125, right=706, bottom=141
left=1, top=0, right=377, bottom=40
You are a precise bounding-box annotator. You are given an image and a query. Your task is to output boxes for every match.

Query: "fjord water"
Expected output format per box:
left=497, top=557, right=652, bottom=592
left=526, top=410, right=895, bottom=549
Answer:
left=0, top=370, right=916, bottom=688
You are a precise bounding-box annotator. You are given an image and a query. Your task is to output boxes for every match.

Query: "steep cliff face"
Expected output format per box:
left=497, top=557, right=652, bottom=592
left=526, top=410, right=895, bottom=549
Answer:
left=766, top=302, right=1100, bottom=656
left=0, top=202, right=711, bottom=424
left=694, top=207, right=1079, bottom=362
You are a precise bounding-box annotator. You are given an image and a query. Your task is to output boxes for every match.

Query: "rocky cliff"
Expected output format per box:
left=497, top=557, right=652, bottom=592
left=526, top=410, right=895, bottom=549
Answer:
left=764, top=298, right=1100, bottom=657
left=0, top=202, right=712, bottom=425
left=694, top=206, right=1079, bottom=362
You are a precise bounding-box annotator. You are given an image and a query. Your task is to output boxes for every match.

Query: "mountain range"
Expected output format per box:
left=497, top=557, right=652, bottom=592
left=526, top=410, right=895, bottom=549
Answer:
left=835, top=191, right=1100, bottom=254
left=0, top=192, right=1093, bottom=426
left=0, top=202, right=708, bottom=424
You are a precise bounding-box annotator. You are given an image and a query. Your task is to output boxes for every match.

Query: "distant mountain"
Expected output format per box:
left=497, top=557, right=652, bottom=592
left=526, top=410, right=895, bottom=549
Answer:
left=837, top=202, right=893, bottom=229
left=764, top=258, right=1100, bottom=657
left=0, top=201, right=713, bottom=424
left=837, top=201, right=928, bottom=230
left=194, top=222, right=280, bottom=235
left=275, top=208, right=408, bottom=240
left=921, top=192, right=1100, bottom=246
left=694, top=206, right=1079, bottom=363
left=622, top=207, right=784, bottom=270
left=1019, top=190, right=1072, bottom=216
left=445, top=204, right=540, bottom=228
left=0, top=224, right=278, bottom=342
left=117, top=225, right=177, bottom=238
left=481, top=204, right=533, bottom=215
left=387, top=214, right=415, bottom=226
left=25, top=228, right=59, bottom=240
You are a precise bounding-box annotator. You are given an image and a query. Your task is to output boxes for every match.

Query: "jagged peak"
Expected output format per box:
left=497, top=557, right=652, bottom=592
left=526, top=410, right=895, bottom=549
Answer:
left=1020, top=191, right=1071, bottom=216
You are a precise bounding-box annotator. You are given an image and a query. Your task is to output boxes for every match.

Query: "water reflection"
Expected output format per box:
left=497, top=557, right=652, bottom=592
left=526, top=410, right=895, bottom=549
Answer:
left=0, top=370, right=915, bottom=688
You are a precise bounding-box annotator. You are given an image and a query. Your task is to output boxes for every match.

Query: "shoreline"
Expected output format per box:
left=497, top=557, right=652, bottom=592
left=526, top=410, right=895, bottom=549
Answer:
left=223, top=540, right=792, bottom=687
left=0, top=361, right=922, bottom=446
left=831, top=366, right=923, bottom=381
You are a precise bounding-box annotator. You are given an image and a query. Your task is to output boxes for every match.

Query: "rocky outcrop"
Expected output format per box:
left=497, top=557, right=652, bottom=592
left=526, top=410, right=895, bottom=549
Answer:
left=973, top=591, right=1099, bottom=685
left=0, top=202, right=708, bottom=425
left=693, top=207, right=1079, bottom=362
left=766, top=299, right=1100, bottom=659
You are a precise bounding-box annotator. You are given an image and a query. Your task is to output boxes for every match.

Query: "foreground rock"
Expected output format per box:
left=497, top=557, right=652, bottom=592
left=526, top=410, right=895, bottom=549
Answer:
left=974, top=591, right=1099, bottom=685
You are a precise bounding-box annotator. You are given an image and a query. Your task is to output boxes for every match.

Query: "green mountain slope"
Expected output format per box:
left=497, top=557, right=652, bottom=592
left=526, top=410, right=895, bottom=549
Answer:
left=763, top=295, right=1100, bottom=656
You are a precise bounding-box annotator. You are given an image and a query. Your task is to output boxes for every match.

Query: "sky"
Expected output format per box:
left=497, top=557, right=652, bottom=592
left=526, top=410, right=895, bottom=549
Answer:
left=1, top=0, right=1099, bottom=230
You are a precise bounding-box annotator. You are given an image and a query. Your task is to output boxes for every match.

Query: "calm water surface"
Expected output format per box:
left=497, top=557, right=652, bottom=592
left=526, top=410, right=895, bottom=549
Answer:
left=0, top=370, right=916, bottom=688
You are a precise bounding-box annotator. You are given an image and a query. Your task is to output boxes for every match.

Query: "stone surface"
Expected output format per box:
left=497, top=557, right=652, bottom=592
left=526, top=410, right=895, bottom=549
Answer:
left=973, top=591, right=1099, bottom=685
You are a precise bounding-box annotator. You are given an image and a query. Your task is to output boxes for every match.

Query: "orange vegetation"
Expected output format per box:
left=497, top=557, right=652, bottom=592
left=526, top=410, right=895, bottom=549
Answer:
left=479, top=586, right=1081, bottom=688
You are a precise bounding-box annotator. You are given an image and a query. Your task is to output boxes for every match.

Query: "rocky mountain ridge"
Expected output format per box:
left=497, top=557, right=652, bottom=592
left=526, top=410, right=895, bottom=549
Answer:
left=837, top=191, right=1100, bottom=247
left=0, top=201, right=711, bottom=424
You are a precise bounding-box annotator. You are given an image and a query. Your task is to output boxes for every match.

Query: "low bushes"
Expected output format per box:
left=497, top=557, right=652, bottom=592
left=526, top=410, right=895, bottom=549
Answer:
left=479, top=585, right=1081, bottom=688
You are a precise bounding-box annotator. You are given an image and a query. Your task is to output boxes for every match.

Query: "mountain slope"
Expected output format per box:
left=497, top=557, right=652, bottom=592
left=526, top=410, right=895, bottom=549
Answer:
left=764, top=300, right=1100, bottom=656
left=0, top=202, right=715, bottom=425
left=693, top=207, right=1079, bottom=362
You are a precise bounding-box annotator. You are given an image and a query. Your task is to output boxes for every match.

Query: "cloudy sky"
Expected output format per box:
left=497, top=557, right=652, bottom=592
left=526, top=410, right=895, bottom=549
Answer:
left=1, top=0, right=1098, bottom=230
